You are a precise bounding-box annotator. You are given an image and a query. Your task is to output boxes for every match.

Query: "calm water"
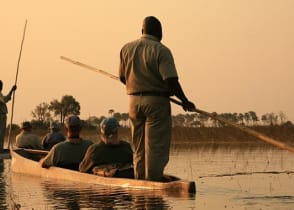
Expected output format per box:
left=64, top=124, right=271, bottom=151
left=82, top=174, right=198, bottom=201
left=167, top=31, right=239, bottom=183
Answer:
left=1, top=145, right=294, bottom=210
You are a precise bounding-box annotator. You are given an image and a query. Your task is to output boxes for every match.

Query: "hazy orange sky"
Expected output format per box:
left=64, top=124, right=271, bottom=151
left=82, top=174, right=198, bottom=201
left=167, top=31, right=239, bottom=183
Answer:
left=1, top=0, right=294, bottom=124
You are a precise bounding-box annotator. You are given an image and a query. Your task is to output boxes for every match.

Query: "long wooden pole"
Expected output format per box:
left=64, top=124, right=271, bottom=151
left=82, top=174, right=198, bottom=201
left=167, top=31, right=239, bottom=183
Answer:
left=60, top=56, right=119, bottom=80
left=7, top=20, right=28, bottom=149
left=60, top=56, right=294, bottom=153
left=169, top=98, right=294, bottom=153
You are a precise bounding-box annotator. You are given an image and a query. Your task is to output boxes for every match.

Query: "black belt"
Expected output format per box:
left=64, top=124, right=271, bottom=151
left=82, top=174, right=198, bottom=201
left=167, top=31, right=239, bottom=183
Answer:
left=129, top=91, right=170, bottom=97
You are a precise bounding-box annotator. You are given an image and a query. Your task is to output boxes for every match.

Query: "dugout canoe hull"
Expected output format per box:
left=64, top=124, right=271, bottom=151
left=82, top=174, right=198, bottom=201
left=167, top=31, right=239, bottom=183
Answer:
left=10, top=149, right=196, bottom=194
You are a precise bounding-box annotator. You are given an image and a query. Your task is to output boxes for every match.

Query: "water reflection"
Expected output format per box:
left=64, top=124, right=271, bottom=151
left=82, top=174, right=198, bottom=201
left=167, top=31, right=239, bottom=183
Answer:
left=0, top=159, right=7, bottom=209
left=41, top=180, right=195, bottom=209
left=3, top=147, right=294, bottom=209
left=9, top=169, right=195, bottom=209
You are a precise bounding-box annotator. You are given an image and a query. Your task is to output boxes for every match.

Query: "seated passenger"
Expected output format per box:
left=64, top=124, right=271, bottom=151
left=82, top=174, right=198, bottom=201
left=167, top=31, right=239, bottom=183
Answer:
left=79, top=117, right=133, bottom=178
left=15, top=121, right=43, bottom=150
left=42, top=121, right=66, bottom=150
left=40, top=115, right=93, bottom=170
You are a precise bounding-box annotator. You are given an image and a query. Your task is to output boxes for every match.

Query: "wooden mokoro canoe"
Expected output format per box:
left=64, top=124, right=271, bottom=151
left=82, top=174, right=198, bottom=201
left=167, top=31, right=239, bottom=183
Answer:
left=11, top=149, right=196, bottom=194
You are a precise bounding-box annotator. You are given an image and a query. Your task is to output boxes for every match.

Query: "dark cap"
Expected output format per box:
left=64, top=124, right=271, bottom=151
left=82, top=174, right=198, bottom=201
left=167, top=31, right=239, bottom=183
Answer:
left=100, top=117, right=120, bottom=135
left=49, top=121, right=60, bottom=130
left=21, top=121, right=32, bottom=129
left=64, top=115, right=81, bottom=127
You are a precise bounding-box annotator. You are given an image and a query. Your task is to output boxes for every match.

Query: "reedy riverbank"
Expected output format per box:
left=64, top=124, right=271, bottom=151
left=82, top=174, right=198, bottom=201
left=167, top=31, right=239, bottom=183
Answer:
left=5, top=125, right=294, bottom=150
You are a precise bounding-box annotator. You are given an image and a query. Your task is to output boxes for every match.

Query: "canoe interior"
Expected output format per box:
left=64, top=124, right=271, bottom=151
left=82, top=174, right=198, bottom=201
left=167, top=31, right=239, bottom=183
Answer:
left=0, top=148, right=11, bottom=159
left=11, top=148, right=196, bottom=194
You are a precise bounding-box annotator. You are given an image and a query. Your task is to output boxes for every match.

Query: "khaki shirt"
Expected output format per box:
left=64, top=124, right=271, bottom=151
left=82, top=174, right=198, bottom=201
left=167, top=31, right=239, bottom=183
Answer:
left=15, top=131, right=43, bottom=150
left=79, top=140, right=133, bottom=173
left=119, top=34, right=178, bottom=94
left=0, top=92, right=12, bottom=114
left=41, top=138, right=93, bottom=170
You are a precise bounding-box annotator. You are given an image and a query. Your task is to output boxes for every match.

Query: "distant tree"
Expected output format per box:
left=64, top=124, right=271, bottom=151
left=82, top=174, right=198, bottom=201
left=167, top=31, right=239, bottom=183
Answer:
left=278, top=111, right=287, bottom=125
left=261, top=113, right=278, bottom=126
left=238, top=113, right=244, bottom=125
left=120, top=113, right=129, bottom=127
left=49, top=99, right=63, bottom=122
left=211, top=112, right=220, bottom=127
left=218, top=113, right=238, bottom=125
left=61, top=95, right=80, bottom=117
left=108, top=109, right=115, bottom=117
left=84, top=116, right=106, bottom=130
left=173, top=114, right=186, bottom=127
left=248, top=111, right=259, bottom=126
left=86, top=116, right=104, bottom=127
left=30, top=119, right=47, bottom=129
left=261, top=114, right=269, bottom=125
left=182, top=113, right=199, bottom=127
left=190, top=120, right=201, bottom=127
left=232, top=113, right=239, bottom=123
left=113, top=112, right=122, bottom=122
left=198, top=113, right=209, bottom=127
left=49, top=95, right=80, bottom=123
left=244, top=112, right=250, bottom=126
left=282, top=121, right=294, bottom=127
left=31, top=102, right=52, bottom=122
left=185, top=114, right=196, bottom=127
left=267, top=112, right=279, bottom=126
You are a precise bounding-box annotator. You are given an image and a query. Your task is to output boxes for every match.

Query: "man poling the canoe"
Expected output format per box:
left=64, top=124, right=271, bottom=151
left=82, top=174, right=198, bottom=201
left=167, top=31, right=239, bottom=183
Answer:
left=5, top=20, right=28, bottom=151
left=118, top=16, right=196, bottom=182
left=60, top=56, right=294, bottom=154
left=0, top=81, right=17, bottom=153
left=62, top=17, right=196, bottom=182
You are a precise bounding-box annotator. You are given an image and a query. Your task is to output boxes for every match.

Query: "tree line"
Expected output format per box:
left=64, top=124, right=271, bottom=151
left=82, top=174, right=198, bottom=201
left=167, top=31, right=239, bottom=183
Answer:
left=27, top=95, right=293, bottom=129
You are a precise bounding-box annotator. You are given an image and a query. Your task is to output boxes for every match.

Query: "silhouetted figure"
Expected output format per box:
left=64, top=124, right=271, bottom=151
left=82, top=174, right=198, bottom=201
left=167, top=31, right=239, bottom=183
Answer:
left=119, top=16, right=196, bottom=181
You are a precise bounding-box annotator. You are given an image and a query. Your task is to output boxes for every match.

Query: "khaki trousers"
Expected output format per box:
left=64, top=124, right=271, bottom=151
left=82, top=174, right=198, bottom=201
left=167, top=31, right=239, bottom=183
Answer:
left=0, top=114, right=7, bottom=152
left=129, top=95, right=172, bottom=181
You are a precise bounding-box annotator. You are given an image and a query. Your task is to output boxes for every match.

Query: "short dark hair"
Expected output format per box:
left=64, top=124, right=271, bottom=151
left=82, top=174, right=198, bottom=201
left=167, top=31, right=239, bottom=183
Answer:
left=142, top=16, right=162, bottom=41
left=0, top=80, right=2, bottom=90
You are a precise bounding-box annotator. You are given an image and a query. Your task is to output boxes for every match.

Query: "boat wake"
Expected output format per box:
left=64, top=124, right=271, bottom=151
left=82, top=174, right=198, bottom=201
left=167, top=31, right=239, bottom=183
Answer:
left=199, top=170, right=294, bottom=178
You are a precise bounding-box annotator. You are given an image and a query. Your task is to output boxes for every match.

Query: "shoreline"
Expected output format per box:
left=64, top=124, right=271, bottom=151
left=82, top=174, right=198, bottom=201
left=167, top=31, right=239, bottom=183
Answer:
left=5, top=125, right=294, bottom=149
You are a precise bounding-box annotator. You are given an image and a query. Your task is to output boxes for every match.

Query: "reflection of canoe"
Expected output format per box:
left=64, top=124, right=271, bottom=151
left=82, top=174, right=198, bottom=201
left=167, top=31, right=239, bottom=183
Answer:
left=11, top=149, right=196, bottom=194
left=10, top=172, right=195, bottom=209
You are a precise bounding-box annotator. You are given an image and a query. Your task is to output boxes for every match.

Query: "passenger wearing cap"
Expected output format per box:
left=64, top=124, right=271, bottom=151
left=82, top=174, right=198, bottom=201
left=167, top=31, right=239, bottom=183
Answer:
left=15, top=121, right=43, bottom=150
left=79, top=117, right=133, bottom=178
left=42, top=121, right=66, bottom=150
left=40, top=115, right=93, bottom=170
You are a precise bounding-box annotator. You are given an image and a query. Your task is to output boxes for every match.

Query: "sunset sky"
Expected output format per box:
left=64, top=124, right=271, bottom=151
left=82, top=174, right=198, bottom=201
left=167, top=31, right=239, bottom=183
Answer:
left=1, top=0, right=293, bottom=124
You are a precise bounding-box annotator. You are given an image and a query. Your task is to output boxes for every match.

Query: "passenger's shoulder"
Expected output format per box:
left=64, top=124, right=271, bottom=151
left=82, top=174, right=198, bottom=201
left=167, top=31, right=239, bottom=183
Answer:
left=158, top=42, right=172, bottom=52
left=119, top=140, right=131, bottom=146
left=122, top=38, right=140, bottom=48
left=53, top=140, right=67, bottom=148
left=87, top=143, right=103, bottom=152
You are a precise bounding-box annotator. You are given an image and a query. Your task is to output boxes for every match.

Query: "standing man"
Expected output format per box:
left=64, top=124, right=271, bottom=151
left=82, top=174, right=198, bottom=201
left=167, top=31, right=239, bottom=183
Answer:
left=119, top=16, right=196, bottom=181
left=0, top=80, right=17, bottom=152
